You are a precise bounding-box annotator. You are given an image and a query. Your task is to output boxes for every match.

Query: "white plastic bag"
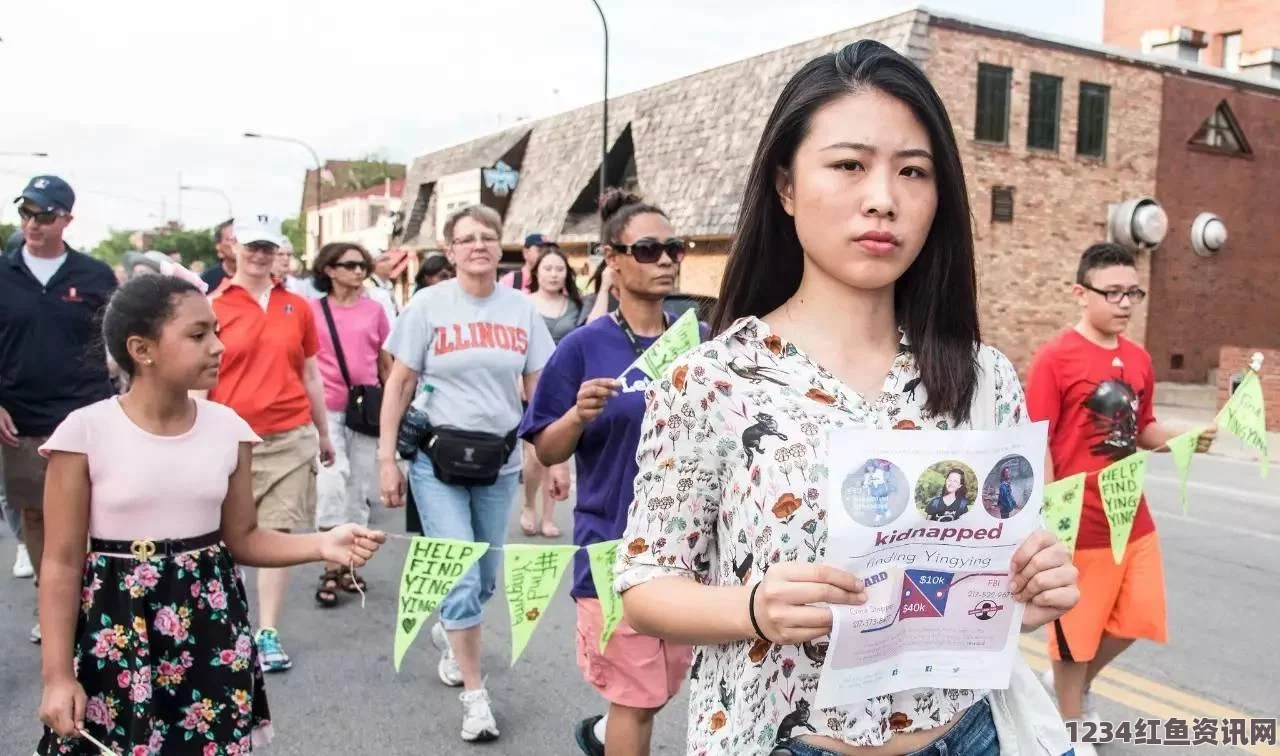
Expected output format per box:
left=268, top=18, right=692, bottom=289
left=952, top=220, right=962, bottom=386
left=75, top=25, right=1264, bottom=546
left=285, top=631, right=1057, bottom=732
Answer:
left=989, top=655, right=1074, bottom=755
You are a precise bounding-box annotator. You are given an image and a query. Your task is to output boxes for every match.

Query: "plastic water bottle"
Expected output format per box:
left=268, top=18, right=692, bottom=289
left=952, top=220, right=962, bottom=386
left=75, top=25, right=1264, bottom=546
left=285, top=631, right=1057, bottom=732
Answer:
left=396, top=384, right=434, bottom=460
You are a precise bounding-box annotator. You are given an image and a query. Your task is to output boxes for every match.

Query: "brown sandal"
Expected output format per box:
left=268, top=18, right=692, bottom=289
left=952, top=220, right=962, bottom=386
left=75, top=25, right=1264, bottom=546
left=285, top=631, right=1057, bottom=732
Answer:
left=316, top=569, right=341, bottom=607
left=339, top=570, right=367, bottom=594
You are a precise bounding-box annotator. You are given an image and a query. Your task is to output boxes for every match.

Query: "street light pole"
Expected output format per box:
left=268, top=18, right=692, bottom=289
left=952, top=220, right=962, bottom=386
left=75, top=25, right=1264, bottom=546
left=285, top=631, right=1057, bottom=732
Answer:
left=590, top=0, right=609, bottom=242
left=179, top=184, right=234, bottom=219
left=243, top=131, right=324, bottom=252
left=0, top=151, right=48, bottom=158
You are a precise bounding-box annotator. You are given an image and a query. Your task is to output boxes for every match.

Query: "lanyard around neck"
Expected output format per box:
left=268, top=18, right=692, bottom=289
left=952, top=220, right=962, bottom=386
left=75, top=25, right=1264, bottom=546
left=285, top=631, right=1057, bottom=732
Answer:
left=612, top=309, right=670, bottom=359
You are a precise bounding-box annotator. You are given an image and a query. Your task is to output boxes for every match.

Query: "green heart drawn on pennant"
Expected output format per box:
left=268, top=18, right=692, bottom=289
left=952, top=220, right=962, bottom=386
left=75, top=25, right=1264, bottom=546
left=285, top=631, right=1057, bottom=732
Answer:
left=401, top=617, right=416, bottom=634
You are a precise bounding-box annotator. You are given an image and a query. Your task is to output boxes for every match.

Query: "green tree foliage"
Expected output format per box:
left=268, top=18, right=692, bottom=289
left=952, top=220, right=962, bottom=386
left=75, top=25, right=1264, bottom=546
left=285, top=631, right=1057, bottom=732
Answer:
left=0, top=222, right=18, bottom=249
left=281, top=215, right=306, bottom=254
left=92, top=226, right=218, bottom=267
left=343, top=152, right=403, bottom=192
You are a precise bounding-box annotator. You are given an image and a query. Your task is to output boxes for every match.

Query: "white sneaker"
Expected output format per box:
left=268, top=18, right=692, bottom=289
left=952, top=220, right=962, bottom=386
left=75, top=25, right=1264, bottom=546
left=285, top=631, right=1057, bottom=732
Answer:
left=1041, top=668, right=1100, bottom=725
left=430, top=623, right=463, bottom=687
left=459, top=688, right=499, bottom=742
left=29, top=623, right=41, bottom=644
left=13, top=544, right=33, bottom=578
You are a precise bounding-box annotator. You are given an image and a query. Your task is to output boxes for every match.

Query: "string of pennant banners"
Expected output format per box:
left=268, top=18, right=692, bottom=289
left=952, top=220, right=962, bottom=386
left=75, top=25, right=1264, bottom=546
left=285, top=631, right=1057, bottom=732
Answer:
left=389, top=361, right=1268, bottom=669
left=1042, top=368, right=1269, bottom=563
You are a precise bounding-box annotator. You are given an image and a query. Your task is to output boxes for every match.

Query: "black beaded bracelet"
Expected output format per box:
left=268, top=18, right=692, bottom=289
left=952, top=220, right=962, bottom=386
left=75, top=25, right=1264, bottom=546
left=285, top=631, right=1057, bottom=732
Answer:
left=748, top=582, right=773, bottom=644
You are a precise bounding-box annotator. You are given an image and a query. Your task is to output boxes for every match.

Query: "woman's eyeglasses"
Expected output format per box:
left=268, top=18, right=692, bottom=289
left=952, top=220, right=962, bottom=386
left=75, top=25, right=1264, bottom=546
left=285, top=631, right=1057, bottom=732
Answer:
left=450, top=233, right=500, bottom=247
left=18, top=206, right=66, bottom=226
left=331, top=261, right=369, bottom=272
left=1082, top=284, right=1146, bottom=304
left=613, top=238, right=692, bottom=264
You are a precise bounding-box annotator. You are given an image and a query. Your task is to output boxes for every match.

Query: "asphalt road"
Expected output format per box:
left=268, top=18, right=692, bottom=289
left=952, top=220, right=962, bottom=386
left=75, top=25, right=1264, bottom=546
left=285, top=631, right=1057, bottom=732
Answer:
left=1, top=451, right=1275, bottom=755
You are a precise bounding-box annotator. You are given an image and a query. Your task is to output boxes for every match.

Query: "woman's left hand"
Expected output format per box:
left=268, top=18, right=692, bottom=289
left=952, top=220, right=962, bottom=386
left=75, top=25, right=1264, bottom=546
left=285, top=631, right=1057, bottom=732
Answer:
left=1010, top=529, right=1079, bottom=630
left=319, top=524, right=387, bottom=567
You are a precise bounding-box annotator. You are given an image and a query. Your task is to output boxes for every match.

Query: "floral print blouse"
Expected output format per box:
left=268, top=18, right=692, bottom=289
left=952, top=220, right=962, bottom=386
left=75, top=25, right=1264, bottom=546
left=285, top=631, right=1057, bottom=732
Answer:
left=615, top=317, right=1027, bottom=755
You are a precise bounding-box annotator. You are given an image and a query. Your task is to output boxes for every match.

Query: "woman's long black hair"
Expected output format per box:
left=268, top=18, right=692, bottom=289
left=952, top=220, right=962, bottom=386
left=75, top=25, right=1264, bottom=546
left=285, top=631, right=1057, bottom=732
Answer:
left=710, top=39, right=980, bottom=424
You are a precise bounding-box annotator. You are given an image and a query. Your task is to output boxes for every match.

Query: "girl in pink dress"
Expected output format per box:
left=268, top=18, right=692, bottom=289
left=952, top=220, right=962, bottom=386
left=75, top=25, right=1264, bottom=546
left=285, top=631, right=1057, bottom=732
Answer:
left=35, top=273, right=386, bottom=755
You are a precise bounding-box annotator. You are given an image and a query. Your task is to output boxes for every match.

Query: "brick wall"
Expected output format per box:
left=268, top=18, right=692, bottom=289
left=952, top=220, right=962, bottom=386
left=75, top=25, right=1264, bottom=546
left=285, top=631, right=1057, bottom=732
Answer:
left=1103, top=0, right=1280, bottom=68
left=926, top=26, right=1162, bottom=373
left=1216, top=346, right=1280, bottom=431
left=1145, top=76, right=1280, bottom=382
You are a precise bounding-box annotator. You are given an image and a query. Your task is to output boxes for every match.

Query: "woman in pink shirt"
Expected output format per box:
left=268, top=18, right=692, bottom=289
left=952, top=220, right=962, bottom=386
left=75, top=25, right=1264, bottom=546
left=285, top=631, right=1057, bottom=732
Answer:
left=35, top=273, right=384, bottom=755
left=309, top=243, right=391, bottom=607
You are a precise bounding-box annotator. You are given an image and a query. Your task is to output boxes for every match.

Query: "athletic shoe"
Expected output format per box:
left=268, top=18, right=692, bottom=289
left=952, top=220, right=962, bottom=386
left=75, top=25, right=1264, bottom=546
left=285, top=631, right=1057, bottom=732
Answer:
left=29, top=623, right=41, bottom=644
left=459, top=688, right=499, bottom=742
left=13, top=544, right=33, bottom=578
left=255, top=628, right=292, bottom=673
left=574, top=715, right=606, bottom=756
left=431, top=623, right=463, bottom=687
left=1041, top=668, right=1100, bottom=725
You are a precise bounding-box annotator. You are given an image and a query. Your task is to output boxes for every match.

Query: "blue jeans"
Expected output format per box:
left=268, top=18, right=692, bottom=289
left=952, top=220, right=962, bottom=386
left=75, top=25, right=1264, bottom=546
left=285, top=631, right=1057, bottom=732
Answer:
left=772, top=697, right=999, bottom=756
left=407, top=456, right=520, bottom=631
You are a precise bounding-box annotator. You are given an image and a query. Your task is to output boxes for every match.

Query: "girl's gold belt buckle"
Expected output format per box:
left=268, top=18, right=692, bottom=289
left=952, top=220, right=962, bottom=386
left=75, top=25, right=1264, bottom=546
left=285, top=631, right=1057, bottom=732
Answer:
left=129, top=539, right=157, bottom=560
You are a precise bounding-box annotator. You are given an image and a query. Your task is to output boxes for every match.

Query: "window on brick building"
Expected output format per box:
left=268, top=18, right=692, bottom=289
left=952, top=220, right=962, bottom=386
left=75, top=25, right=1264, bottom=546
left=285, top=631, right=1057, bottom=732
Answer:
left=1076, top=82, right=1110, bottom=158
left=975, top=64, right=1012, bottom=143
left=1189, top=100, right=1251, bottom=155
left=1027, top=73, right=1062, bottom=150
left=1221, top=32, right=1242, bottom=72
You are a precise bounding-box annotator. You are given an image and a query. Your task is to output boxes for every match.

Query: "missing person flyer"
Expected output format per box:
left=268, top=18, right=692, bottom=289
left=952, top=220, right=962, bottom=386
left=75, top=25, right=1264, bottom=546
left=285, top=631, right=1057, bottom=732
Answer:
left=814, top=422, right=1049, bottom=707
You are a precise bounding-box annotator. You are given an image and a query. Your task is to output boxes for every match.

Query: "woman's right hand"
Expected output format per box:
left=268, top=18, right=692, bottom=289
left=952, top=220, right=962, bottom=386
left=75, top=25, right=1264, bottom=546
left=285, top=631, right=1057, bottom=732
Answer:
left=575, top=378, right=622, bottom=425
left=39, top=675, right=87, bottom=738
left=380, top=459, right=406, bottom=509
left=750, top=563, right=867, bottom=645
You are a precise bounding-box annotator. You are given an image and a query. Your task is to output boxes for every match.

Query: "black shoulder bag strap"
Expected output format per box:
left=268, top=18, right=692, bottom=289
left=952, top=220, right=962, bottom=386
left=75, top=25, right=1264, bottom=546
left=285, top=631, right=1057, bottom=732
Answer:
left=320, top=297, right=354, bottom=391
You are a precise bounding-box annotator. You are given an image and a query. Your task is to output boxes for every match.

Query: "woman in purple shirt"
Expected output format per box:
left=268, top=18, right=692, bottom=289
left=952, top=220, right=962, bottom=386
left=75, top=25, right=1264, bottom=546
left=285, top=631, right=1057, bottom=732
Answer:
left=519, top=188, right=702, bottom=756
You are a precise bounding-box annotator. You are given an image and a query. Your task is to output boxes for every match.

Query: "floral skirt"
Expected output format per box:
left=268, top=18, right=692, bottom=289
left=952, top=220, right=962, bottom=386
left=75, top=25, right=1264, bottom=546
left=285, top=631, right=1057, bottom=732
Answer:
left=37, top=537, right=273, bottom=755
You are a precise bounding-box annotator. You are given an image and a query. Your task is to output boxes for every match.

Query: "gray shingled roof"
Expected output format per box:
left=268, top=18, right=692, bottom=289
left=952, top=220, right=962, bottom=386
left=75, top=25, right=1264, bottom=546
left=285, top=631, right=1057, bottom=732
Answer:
left=396, top=9, right=930, bottom=249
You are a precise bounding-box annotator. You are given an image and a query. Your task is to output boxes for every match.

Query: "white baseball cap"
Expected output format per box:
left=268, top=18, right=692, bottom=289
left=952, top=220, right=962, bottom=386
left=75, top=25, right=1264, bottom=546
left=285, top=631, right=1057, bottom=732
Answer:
left=234, top=214, right=284, bottom=247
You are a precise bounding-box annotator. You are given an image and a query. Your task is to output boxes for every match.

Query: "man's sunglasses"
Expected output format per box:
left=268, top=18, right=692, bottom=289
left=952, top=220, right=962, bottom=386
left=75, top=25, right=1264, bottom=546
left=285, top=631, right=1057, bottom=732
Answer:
left=331, top=260, right=369, bottom=272
left=18, top=206, right=67, bottom=225
left=613, top=238, right=691, bottom=264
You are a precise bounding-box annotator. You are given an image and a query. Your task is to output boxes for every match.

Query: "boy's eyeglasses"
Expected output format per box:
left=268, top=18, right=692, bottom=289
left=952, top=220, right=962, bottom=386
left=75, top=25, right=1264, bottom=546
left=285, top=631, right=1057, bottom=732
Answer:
left=1082, top=284, right=1146, bottom=304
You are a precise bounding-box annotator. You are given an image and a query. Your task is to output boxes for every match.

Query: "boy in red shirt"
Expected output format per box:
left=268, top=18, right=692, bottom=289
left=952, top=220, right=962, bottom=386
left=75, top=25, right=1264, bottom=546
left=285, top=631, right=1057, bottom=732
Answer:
left=1027, top=243, right=1214, bottom=737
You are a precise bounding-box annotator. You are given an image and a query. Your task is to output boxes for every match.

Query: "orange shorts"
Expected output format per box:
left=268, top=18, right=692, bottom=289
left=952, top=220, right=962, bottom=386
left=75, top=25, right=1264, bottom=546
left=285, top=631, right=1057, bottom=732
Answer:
left=1047, top=532, right=1168, bottom=662
left=575, top=598, right=693, bottom=710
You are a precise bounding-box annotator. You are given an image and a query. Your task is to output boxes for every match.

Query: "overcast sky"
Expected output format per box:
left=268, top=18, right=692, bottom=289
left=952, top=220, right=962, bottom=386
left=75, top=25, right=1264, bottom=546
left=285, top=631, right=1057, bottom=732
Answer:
left=0, top=0, right=1103, bottom=248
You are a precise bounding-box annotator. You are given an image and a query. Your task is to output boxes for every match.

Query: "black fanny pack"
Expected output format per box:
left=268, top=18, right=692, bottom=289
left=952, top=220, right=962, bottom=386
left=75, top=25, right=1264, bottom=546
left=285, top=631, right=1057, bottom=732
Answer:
left=423, top=427, right=518, bottom=487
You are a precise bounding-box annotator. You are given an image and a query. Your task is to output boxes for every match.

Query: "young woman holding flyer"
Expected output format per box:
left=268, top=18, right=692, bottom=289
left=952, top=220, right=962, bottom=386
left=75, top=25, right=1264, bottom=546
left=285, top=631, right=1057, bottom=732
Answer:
left=614, top=41, right=1080, bottom=756
left=520, top=188, right=702, bottom=756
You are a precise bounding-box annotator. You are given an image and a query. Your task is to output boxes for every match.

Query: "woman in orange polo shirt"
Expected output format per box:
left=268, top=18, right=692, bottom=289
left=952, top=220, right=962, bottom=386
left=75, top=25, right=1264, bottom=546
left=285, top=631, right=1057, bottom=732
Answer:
left=208, top=217, right=336, bottom=675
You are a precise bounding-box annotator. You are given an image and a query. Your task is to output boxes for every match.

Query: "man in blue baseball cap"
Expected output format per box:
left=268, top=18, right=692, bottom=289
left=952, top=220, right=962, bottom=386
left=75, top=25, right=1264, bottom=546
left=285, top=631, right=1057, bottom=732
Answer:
left=0, top=174, right=117, bottom=644
left=499, top=232, right=556, bottom=293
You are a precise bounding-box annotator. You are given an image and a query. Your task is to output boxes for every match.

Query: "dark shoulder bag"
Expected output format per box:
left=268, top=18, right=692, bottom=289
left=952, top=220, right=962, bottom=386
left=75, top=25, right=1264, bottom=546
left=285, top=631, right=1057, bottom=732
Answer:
left=320, top=297, right=383, bottom=437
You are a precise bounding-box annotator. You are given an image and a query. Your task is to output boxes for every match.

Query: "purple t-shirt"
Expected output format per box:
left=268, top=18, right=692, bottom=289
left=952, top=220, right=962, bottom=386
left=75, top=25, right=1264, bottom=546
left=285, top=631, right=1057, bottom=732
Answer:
left=518, top=314, right=707, bottom=598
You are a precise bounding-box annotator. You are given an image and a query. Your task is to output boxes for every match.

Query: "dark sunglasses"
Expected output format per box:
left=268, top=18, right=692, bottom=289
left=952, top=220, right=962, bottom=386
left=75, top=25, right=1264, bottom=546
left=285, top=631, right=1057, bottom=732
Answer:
left=18, top=206, right=66, bottom=225
left=613, top=238, right=690, bottom=264
left=331, top=260, right=369, bottom=272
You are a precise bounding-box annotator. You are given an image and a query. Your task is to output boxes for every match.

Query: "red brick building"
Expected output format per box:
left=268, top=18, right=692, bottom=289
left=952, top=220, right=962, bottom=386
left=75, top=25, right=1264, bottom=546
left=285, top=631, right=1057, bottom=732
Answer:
left=1105, top=0, right=1280, bottom=74
left=394, top=7, right=1279, bottom=382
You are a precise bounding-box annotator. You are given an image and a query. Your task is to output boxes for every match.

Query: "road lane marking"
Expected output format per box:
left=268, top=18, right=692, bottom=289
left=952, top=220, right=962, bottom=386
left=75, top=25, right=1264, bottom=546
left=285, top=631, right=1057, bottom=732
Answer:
left=1150, top=509, right=1280, bottom=543
left=1019, top=638, right=1280, bottom=755
left=1146, top=474, right=1280, bottom=509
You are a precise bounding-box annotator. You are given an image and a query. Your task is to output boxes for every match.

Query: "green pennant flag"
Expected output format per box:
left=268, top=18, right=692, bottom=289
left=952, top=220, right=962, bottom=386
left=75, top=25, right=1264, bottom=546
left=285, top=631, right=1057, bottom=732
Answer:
left=393, top=537, right=488, bottom=672
left=619, top=309, right=701, bottom=380
left=1098, top=452, right=1149, bottom=565
left=1166, top=430, right=1201, bottom=514
left=1041, top=473, right=1085, bottom=554
left=504, top=544, right=579, bottom=665
left=1217, top=372, right=1270, bottom=479
left=586, top=540, right=625, bottom=653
